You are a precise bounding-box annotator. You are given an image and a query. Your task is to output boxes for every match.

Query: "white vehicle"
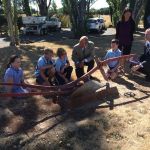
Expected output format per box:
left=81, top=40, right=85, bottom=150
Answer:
left=22, top=16, right=61, bottom=35
left=46, top=17, right=61, bottom=30
left=22, top=16, right=47, bottom=35
left=98, top=18, right=106, bottom=30
left=87, top=17, right=105, bottom=32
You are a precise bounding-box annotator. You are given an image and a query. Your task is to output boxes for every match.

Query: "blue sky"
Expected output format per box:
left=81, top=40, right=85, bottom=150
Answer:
left=56, top=0, right=109, bottom=9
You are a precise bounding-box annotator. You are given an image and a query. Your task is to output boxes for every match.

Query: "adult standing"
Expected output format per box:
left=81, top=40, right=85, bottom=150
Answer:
left=72, top=36, right=95, bottom=78
left=116, top=7, right=135, bottom=55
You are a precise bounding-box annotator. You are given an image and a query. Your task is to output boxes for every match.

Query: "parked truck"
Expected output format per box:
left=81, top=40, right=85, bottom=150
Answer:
left=47, top=17, right=61, bottom=31
left=22, top=16, right=61, bottom=35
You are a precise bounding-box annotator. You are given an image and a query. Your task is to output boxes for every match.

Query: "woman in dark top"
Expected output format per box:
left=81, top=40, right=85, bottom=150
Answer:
left=116, top=8, right=135, bottom=55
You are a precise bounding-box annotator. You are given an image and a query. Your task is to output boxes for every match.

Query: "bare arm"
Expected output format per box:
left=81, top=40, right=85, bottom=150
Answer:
left=60, top=60, right=70, bottom=74
left=58, top=71, right=68, bottom=83
left=40, top=64, right=53, bottom=70
left=39, top=65, right=53, bottom=82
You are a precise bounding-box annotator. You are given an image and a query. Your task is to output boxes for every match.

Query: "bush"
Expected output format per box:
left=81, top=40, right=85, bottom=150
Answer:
left=59, top=15, right=71, bottom=28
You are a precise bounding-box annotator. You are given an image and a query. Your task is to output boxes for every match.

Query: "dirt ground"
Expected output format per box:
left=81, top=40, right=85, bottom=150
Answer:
left=0, top=28, right=150, bottom=150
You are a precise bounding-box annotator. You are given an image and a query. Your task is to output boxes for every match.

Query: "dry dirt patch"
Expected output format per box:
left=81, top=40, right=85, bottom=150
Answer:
left=0, top=30, right=150, bottom=149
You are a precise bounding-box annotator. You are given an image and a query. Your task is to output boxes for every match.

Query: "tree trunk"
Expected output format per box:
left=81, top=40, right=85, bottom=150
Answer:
left=38, top=3, right=48, bottom=16
left=69, top=0, right=87, bottom=38
left=133, top=0, right=146, bottom=28
left=129, top=0, right=136, bottom=10
left=14, top=0, right=19, bottom=45
left=5, top=0, right=16, bottom=46
left=77, top=0, right=87, bottom=35
left=37, top=0, right=51, bottom=16
left=23, top=0, right=31, bottom=16
left=120, top=0, right=128, bottom=12
left=144, top=0, right=150, bottom=29
left=86, top=0, right=90, bottom=18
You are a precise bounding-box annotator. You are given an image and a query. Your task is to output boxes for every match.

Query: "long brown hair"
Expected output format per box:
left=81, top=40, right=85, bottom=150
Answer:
left=121, top=7, right=133, bottom=22
left=57, top=48, right=66, bottom=58
left=7, top=55, right=20, bottom=69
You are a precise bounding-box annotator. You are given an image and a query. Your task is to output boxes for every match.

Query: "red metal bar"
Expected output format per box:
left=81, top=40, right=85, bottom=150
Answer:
left=0, top=90, right=73, bottom=97
left=100, top=54, right=135, bottom=66
left=0, top=54, right=135, bottom=97
left=94, top=57, right=108, bottom=81
left=0, top=82, right=75, bottom=91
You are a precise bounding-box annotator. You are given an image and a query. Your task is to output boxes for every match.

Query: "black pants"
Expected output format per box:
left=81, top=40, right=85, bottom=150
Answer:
left=119, top=44, right=132, bottom=55
left=130, top=56, right=150, bottom=80
left=75, top=60, right=95, bottom=78
left=138, top=61, right=150, bottom=78
left=55, top=66, right=73, bottom=85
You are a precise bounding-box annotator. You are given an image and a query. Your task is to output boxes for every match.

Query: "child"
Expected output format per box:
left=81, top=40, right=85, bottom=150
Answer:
left=4, top=55, right=29, bottom=94
left=55, top=48, right=73, bottom=85
left=104, top=39, right=122, bottom=80
left=131, top=28, right=150, bottom=81
left=35, top=48, right=56, bottom=85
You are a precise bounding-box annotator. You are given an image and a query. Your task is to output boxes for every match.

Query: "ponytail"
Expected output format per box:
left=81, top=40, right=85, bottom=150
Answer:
left=6, top=55, right=19, bottom=69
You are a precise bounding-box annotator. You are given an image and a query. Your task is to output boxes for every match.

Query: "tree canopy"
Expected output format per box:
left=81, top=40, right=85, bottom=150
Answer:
left=0, top=0, right=150, bottom=41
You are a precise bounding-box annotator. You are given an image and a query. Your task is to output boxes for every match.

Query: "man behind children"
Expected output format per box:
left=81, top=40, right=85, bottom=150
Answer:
left=72, top=36, right=95, bottom=78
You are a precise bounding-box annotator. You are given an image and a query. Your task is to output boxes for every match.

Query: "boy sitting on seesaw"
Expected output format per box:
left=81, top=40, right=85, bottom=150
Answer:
left=104, top=39, right=122, bottom=80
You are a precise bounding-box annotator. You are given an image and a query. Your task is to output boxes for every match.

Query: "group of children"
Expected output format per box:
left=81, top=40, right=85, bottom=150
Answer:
left=34, top=48, right=73, bottom=86
left=4, top=48, right=73, bottom=95
left=3, top=28, right=150, bottom=95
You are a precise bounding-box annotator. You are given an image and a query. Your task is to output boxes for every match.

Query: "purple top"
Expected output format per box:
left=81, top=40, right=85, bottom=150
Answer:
left=4, top=67, right=28, bottom=93
left=118, top=21, right=131, bottom=45
left=116, top=19, right=135, bottom=46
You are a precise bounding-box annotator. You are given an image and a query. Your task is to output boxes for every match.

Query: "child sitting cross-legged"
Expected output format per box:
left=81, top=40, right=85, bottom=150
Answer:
left=104, top=39, right=122, bottom=80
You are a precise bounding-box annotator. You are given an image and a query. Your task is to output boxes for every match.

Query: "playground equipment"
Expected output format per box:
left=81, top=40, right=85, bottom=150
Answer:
left=0, top=54, right=135, bottom=111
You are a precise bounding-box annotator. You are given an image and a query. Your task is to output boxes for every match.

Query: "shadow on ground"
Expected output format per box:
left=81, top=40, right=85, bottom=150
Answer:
left=0, top=28, right=149, bottom=149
